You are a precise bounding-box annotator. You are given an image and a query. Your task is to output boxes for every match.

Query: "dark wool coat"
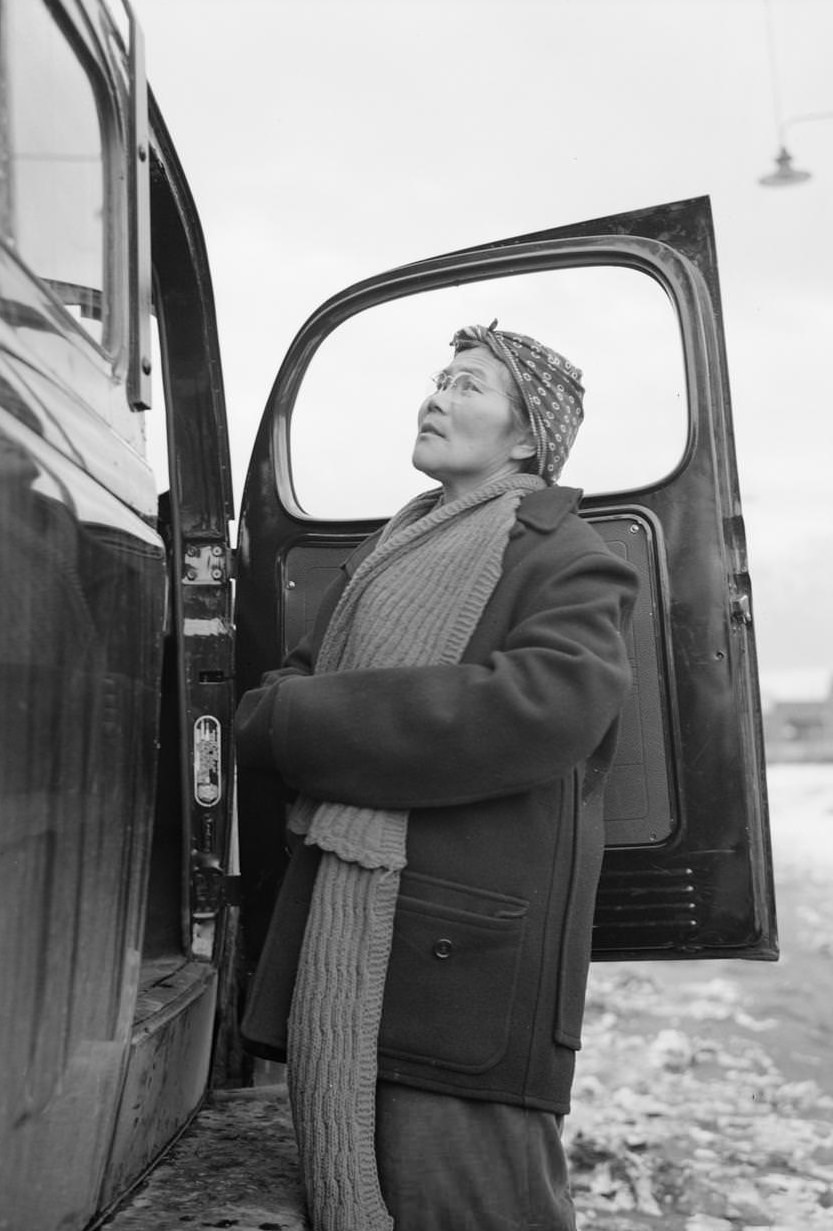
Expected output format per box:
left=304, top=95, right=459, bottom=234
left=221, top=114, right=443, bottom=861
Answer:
left=235, top=485, right=639, bottom=1114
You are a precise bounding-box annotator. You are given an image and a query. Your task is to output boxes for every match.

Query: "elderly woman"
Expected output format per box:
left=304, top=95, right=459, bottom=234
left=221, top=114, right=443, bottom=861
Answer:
left=235, top=322, right=639, bottom=1231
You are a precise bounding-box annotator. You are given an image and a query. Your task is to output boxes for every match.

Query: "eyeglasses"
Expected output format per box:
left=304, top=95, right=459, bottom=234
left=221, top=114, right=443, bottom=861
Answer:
left=430, top=369, right=507, bottom=400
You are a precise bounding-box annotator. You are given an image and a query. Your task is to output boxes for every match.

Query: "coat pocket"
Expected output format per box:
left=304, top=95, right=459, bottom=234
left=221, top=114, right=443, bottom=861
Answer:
left=379, top=872, right=528, bottom=1074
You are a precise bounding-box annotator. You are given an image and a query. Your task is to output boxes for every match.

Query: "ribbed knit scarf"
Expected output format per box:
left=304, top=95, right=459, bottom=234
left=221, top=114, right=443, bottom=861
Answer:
left=285, top=473, right=544, bottom=1231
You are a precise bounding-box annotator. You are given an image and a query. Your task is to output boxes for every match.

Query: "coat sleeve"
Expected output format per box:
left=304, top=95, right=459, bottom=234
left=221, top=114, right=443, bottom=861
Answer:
left=234, top=571, right=342, bottom=769
left=259, top=541, right=638, bottom=811
left=234, top=535, right=381, bottom=771
left=234, top=645, right=313, bottom=770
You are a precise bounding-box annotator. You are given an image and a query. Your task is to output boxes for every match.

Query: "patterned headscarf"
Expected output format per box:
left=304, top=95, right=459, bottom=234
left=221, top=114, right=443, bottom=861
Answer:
left=452, top=321, right=585, bottom=483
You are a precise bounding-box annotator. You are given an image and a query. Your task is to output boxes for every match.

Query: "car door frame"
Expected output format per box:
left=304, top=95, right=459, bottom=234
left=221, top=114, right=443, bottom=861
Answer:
left=235, top=195, right=777, bottom=968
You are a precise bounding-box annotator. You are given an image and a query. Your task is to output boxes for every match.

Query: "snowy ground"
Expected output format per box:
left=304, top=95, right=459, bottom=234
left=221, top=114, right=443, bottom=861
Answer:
left=568, top=762, right=833, bottom=1230
left=106, top=764, right=833, bottom=1231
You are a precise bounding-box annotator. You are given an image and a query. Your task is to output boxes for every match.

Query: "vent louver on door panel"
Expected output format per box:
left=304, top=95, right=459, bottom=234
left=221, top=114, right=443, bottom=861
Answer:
left=593, top=867, right=699, bottom=951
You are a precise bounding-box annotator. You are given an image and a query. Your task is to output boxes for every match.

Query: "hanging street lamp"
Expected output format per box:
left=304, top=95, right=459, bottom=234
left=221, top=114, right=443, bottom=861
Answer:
left=758, top=142, right=812, bottom=187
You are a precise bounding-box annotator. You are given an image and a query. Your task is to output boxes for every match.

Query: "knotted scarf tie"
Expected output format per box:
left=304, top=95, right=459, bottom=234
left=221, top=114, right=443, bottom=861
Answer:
left=286, top=472, right=545, bottom=1230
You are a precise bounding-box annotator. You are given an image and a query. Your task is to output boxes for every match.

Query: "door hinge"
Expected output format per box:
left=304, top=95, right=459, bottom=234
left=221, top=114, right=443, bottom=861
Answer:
left=191, top=855, right=242, bottom=918
left=183, top=542, right=233, bottom=585
left=730, top=593, right=752, bottom=626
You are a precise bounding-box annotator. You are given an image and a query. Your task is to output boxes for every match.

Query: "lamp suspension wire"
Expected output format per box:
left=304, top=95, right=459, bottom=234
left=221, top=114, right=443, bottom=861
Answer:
left=763, top=0, right=785, bottom=146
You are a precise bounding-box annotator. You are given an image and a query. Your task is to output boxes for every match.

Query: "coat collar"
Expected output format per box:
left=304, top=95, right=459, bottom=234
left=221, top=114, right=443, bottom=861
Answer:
left=513, top=485, right=583, bottom=535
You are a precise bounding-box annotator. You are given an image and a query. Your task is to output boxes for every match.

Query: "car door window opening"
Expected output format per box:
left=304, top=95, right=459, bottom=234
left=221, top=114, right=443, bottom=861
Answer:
left=286, top=266, right=688, bottom=520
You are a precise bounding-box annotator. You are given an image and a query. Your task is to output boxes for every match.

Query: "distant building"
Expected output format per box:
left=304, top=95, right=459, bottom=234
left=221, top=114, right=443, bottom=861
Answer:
left=763, top=676, right=833, bottom=762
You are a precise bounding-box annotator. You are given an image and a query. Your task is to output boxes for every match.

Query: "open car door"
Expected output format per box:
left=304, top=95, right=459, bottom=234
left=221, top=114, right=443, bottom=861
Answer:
left=235, top=195, right=777, bottom=971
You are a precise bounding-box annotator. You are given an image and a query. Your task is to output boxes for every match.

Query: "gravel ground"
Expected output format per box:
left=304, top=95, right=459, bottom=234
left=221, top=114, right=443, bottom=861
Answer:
left=104, top=764, right=833, bottom=1231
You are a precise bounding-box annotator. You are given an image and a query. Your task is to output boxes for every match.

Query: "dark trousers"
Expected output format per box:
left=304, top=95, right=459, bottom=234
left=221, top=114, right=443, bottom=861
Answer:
left=375, top=1081, right=576, bottom=1231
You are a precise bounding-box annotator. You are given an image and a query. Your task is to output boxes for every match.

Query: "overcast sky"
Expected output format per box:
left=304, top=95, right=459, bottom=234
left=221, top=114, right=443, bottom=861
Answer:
left=134, top=0, right=833, bottom=695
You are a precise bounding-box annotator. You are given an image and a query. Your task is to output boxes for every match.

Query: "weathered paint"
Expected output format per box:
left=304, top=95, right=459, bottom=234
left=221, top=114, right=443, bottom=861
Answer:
left=98, top=964, right=217, bottom=1211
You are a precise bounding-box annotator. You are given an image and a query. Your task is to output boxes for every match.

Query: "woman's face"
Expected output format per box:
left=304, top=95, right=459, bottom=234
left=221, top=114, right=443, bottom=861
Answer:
left=412, top=346, right=534, bottom=499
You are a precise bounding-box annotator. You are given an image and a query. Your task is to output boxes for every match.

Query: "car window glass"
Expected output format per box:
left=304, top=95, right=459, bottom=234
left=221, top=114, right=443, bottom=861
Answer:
left=288, top=266, right=687, bottom=520
left=3, top=0, right=108, bottom=347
